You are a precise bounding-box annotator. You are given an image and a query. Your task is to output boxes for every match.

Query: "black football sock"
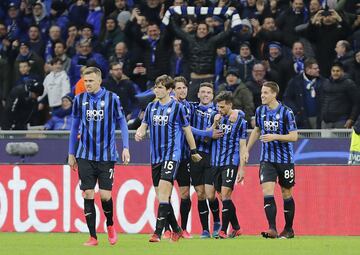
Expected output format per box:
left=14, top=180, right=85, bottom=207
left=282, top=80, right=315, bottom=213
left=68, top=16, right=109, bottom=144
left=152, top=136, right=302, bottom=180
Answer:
left=264, top=196, right=277, bottom=231
left=168, top=203, right=181, bottom=232
left=84, top=198, right=97, bottom=239
left=101, top=198, right=113, bottom=227
left=154, top=203, right=170, bottom=237
left=228, top=199, right=240, bottom=230
left=284, top=197, right=295, bottom=230
left=221, top=199, right=231, bottom=232
left=198, top=199, right=209, bottom=232
left=180, top=198, right=191, bottom=230
left=209, top=197, right=220, bottom=223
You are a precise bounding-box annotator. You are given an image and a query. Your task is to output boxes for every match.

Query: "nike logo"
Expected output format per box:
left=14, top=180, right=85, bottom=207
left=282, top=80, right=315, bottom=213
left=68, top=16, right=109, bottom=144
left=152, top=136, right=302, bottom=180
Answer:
left=226, top=180, right=232, bottom=183
left=199, top=211, right=208, bottom=215
left=261, top=114, right=266, bottom=118
left=151, top=108, right=157, bottom=111
left=222, top=209, right=229, bottom=212
left=157, top=217, right=165, bottom=221
left=284, top=210, right=290, bottom=213
left=84, top=212, right=92, bottom=216
left=165, top=171, right=171, bottom=174
left=83, top=102, right=89, bottom=106
left=264, top=204, right=271, bottom=209
left=289, top=179, right=294, bottom=183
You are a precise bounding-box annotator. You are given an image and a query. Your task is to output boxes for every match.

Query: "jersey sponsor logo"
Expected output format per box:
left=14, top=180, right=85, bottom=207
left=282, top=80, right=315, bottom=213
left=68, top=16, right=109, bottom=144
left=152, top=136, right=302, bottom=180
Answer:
left=196, top=109, right=212, bottom=119
left=86, top=109, right=104, bottom=121
left=218, top=123, right=232, bottom=134
left=264, top=120, right=279, bottom=131
left=152, top=115, right=169, bottom=126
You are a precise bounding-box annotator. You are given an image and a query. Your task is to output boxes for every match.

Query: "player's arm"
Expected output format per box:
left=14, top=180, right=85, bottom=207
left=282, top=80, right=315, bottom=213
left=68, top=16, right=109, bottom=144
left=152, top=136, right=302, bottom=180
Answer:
left=236, top=139, right=247, bottom=183
left=183, top=125, right=202, bottom=162
left=68, top=116, right=80, bottom=171
left=247, top=126, right=261, bottom=152
left=191, top=126, right=223, bottom=139
left=117, top=116, right=130, bottom=164
left=260, top=130, right=298, bottom=143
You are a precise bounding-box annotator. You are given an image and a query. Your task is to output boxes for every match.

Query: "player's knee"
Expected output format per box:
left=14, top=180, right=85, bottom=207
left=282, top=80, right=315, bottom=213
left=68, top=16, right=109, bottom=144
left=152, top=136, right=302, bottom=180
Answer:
left=179, top=187, right=190, bottom=199
left=84, top=189, right=95, bottom=199
left=281, top=187, right=293, bottom=199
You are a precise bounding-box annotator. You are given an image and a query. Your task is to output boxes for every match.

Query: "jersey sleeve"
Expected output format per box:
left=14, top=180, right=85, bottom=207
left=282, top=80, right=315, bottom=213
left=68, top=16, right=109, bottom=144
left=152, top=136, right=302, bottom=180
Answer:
left=142, top=103, right=151, bottom=125
left=114, top=95, right=125, bottom=120
left=178, top=103, right=190, bottom=127
left=286, top=109, right=297, bottom=131
left=72, top=95, right=81, bottom=118
left=239, top=119, right=248, bottom=139
left=255, top=107, right=261, bottom=127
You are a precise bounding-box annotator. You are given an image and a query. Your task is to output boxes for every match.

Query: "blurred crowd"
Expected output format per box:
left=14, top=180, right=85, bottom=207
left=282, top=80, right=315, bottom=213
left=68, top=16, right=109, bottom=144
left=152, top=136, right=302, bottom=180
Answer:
left=0, top=0, right=359, bottom=130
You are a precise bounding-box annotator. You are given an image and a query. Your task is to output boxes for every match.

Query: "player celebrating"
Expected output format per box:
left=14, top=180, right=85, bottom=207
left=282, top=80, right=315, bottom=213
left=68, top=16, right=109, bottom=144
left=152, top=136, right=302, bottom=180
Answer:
left=246, top=81, right=298, bottom=239
left=68, top=67, right=130, bottom=246
left=135, top=75, right=201, bottom=242
left=210, top=91, right=247, bottom=239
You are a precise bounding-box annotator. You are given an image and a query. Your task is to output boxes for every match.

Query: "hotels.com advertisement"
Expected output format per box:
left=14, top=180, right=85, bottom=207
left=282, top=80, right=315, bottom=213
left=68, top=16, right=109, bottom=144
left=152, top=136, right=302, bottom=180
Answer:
left=0, top=165, right=359, bottom=235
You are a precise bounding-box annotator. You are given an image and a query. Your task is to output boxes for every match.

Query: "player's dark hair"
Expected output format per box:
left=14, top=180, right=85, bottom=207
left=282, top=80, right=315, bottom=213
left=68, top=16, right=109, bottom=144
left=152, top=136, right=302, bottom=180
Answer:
left=83, top=66, right=102, bottom=77
left=174, top=76, right=188, bottom=87
left=263, top=81, right=280, bottom=96
left=199, top=82, right=214, bottom=93
left=215, top=91, right=233, bottom=104
left=155, top=74, right=174, bottom=90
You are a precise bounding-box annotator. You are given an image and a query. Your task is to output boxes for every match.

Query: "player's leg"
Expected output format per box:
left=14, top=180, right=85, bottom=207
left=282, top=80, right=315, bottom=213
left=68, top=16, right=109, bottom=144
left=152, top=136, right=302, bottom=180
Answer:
left=98, top=161, right=117, bottom=245
left=278, top=164, right=296, bottom=239
left=205, top=164, right=221, bottom=238
left=176, top=160, right=192, bottom=237
left=259, top=162, right=278, bottom=238
left=77, top=159, right=98, bottom=246
left=219, top=166, right=240, bottom=239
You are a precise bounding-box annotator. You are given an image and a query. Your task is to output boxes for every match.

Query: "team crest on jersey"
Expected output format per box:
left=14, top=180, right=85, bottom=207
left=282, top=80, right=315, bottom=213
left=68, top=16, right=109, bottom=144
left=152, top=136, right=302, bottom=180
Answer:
left=167, top=108, right=172, bottom=114
left=207, top=108, right=213, bottom=113
left=100, top=100, right=105, bottom=108
left=275, top=114, right=280, bottom=120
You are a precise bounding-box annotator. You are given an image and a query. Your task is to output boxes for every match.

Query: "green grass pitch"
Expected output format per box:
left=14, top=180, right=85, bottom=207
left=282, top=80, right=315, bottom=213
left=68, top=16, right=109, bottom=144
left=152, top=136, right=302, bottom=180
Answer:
left=1, top=233, right=359, bottom=255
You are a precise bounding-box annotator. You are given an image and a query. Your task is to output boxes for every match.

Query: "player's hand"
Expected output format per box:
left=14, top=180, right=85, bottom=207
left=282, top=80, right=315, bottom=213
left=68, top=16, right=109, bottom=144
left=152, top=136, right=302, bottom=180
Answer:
left=135, top=128, right=145, bottom=141
left=122, top=148, right=130, bottom=165
left=260, top=134, right=277, bottom=143
left=191, top=153, right=202, bottom=163
left=214, top=114, right=221, bottom=124
left=242, top=150, right=249, bottom=163
left=212, top=129, right=224, bottom=139
left=236, top=167, right=245, bottom=184
left=68, top=154, right=78, bottom=171
left=344, top=119, right=354, bottom=129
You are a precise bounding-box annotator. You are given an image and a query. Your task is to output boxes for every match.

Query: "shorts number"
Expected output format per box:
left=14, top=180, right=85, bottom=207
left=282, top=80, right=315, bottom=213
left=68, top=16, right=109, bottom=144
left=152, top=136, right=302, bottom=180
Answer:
left=109, top=168, right=114, bottom=179
left=164, top=161, right=174, bottom=171
left=226, top=168, right=234, bottom=178
left=284, top=169, right=294, bottom=179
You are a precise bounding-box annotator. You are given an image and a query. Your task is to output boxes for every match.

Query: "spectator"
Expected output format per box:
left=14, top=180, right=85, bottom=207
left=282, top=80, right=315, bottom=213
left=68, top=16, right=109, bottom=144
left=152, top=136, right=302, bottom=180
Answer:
left=170, top=39, right=190, bottom=81
left=110, top=0, right=129, bottom=17
left=27, top=1, right=51, bottom=40
left=13, top=41, right=44, bottom=82
left=44, top=25, right=62, bottom=63
left=320, top=62, right=359, bottom=129
left=217, top=69, right=254, bottom=123
left=65, top=24, right=80, bottom=57
left=14, top=60, right=40, bottom=88
left=229, top=41, right=257, bottom=82
left=100, top=15, right=126, bottom=58
left=171, top=18, right=232, bottom=101
left=39, top=57, right=70, bottom=111
left=74, top=66, right=86, bottom=95
left=214, top=45, right=231, bottom=90
left=44, top=94, right=73, bottom=130
left=53, top=41, right=71, bottom=74
left=334, top=40, right=354, bottom=73
left=284, top=58, right=324, bottom=129
left=86, top=0, right=104, bottom=37
left=103, top=62, right=137, bottom=118
left=5, top=2, right=26, bottom=42
left=246, top=62, right=268, bottom=110
left=50, top=0, right=69, bottom=39
left=349, top=50, right=360, bottom=87
left=2, top=79, right=44, bottom=130
left=68, top=39, right=108, bottom=87
left=282, top=41, right=306, bottom=80
left=0, top=22, right=11, bottom=103
left=109, top=42, right=133, bottom=77
left=68, top=0, right=89, bottom=27
left=27, top=25, right=45, bottom=58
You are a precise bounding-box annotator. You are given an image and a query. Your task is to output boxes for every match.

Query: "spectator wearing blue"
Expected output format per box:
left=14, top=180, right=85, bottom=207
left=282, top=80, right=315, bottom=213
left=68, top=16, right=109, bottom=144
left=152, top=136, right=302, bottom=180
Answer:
left=86, top=0, right=104, bottom=37
left=50, top=0, right=69, bottom=40
left=44, top=94, right=73, bottom=130
left=25, top=1, right=51, bottom=40
left=14, top=60, right=41, bottom=88
left=68, top=39, right=108, bottom=87
left=5, top=2, right=27, bottom=42
left=14, top=41, right=45, bottom=82
left=68, top=0, right=89, bottom=27
left=44, top=25, right=62, bottom=63
left=284, top=58, right=324, bottom=129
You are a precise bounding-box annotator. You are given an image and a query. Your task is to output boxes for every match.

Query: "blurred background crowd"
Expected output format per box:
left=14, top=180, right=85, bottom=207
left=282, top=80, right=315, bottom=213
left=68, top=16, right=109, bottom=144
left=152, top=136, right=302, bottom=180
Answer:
left=0, top=0, right=359, bottom=130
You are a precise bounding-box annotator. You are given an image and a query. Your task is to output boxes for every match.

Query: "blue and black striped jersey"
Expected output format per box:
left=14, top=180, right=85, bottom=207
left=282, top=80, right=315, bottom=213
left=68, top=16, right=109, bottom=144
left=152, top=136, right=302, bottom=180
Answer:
left=190, top=102, right=217, bottom=154
left=143, top=99, right=189, bottom=164
left=72, top=88, right=125, bottom=161
left=211, top=113, right=247, bottom=167
left=255, top=102, right=297, bottom=163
